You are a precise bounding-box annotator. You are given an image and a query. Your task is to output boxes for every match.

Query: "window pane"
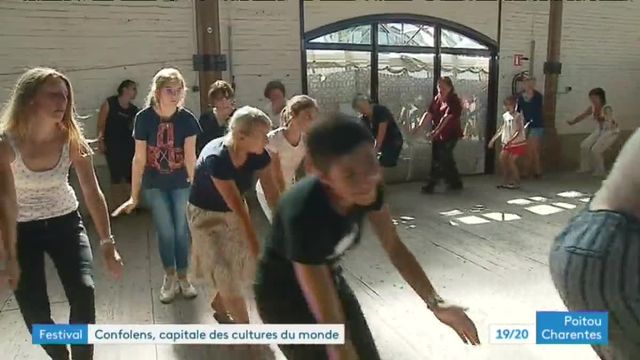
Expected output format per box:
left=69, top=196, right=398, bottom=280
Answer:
left=309, top=25, right=371, bottom=45
left=306, top=49, right=371, bottom=116
left=441, top=28, right=488, bottom=49
left=441, top=54, right=491, bottom=174
left=378, top=52, right=435, bottom=181
left=378, top=23, right=434, bottom=47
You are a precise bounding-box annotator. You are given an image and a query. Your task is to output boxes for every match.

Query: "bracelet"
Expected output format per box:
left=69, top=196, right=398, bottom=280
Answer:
left=426, top=294, right=445, bottom=311
left=100, top=235, right=115, bottom=246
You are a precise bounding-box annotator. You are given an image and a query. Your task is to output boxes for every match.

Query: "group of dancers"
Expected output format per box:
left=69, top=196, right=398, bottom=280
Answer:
left=0, top=65, right=635, bottom=360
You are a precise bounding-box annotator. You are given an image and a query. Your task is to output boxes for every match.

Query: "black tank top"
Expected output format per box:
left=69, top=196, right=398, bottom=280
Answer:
left=104, top=96, right=138, bottom=148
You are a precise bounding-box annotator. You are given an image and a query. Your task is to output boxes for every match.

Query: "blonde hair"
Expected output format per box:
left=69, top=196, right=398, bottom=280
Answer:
left=227, top=106, right=272, bottom=138
left=280, top=95, right=318, bottom=126
left=0, top=67, right=92, bottom=156
left=145, top=67, right=187, bottom=108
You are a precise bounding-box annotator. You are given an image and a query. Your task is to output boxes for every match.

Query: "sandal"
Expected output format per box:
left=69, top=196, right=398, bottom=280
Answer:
left=211, top=296, right=235, bottom=324
left=213, top=311, right=235, bottom=324
left=504, top=183, right=520, bottom=190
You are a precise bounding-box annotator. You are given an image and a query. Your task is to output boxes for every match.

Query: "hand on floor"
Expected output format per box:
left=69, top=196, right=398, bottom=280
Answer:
left=111, top=197, right=138, bottom=217
left=432, top=304, right=481, bottom=345
left=0, top=255, right=20, bottom=291
left=102, top=244, right=124, bottom=279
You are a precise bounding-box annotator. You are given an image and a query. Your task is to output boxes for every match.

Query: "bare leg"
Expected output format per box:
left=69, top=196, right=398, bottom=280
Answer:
left=509, top=154, right=520, bottom=186
left=218, top=292, right=250, bottom=324
left=500, top=150, right=510, bottom=185
left=530, top=137, right=542, bottom=176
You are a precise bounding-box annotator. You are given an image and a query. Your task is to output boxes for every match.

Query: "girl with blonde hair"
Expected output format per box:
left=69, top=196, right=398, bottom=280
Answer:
left=0, top=67, right=123, bottom=360
left=187, top=106, right=279, bottom=324
left=256, top=95, right=318, bottom=222
left=113, top=67, right=200, bottom=304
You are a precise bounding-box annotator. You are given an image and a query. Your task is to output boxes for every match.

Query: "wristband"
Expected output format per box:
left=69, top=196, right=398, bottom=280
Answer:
left=100, top=235, right=115, bottom=246
left=426, top=294, right=445, bottom=311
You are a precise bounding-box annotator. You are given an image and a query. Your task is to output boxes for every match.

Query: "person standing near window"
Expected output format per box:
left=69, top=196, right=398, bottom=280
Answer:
left=413, top=77, right=464, bottom=194
left=352, top=94, right=404, bottom=169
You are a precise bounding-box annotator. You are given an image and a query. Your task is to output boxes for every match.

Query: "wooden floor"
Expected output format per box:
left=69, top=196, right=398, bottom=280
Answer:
left=0, top=173, right=605, bottom=360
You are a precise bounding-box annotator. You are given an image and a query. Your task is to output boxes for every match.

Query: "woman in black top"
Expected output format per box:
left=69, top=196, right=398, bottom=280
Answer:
left=255, top=115, right=479, bottom=360
left=196, top=80, right=236, bottom=156
left=97, top=80, right=139, bottom=210
left=352, top=94, right=404, bottom=168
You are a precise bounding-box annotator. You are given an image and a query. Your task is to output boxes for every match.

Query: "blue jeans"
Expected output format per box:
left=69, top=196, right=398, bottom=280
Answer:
left=550, top=208, right=640, bottom=359
left=143, top=187, right=191, bottom=275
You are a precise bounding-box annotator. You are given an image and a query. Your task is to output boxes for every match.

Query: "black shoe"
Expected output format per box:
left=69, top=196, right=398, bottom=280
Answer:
left=448, top=183, right=463, bottom=191
left=421, top=184, right=436, bottom=194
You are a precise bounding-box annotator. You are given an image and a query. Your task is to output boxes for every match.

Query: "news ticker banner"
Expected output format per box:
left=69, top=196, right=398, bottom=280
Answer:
left=33, top=324, right=344, bottom=345
left=32, top=311, right=608, bottom=346
left=489, top=311, right=608, bottom=345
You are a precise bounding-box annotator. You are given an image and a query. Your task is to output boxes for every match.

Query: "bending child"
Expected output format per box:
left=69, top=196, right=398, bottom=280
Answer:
left=254, top=114, right=479, bottom=360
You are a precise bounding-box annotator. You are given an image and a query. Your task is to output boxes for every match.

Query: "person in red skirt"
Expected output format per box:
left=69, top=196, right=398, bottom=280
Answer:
left=489, top=96, right=527, bottom=189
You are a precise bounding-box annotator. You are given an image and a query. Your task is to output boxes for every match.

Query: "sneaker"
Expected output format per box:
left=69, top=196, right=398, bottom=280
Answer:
left=178, top=279, right=198, bottom=299
left=159, top=275, right=178, bottom=304
left=421, top=183, right=436, bottom=194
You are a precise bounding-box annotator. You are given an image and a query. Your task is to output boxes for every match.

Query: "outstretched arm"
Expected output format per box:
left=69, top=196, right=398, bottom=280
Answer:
left=568, top=107, right=592, bottom=125
left=71, top=143, right=123, bottom=279
left=368, top=205, right=480, bottom=345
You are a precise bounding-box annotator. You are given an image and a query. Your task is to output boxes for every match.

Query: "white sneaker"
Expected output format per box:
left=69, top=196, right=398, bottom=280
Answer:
left=178, top=279, right=198, bottom=299
left=159, top=275, right=178, bottom=304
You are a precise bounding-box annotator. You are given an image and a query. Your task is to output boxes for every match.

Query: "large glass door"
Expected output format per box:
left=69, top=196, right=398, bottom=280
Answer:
left=303, top=16, right=497, bottom=177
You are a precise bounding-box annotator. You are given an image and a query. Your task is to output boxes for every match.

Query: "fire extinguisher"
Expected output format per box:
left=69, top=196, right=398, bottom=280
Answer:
left=512, top=71, right=529, bottom=96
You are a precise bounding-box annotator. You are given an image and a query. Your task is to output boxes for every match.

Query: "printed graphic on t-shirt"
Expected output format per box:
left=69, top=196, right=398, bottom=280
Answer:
left=328, top=223, right=359, bottom=260
left=147, top=122, right=185, bottom=174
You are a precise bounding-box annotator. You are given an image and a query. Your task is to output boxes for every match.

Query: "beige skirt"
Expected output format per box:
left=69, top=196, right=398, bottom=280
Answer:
left=186, top=203, right=255, bottom=297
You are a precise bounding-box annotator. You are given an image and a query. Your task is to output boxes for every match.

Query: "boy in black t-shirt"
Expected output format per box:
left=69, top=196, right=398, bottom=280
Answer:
left=254, top=115, right=479, bottom=359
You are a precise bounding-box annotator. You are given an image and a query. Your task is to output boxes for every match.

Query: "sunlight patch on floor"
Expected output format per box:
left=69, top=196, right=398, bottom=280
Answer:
left=482, top=212, right=521, bottom=221
left=525, top=204, right=565, bottom=215
left=456, top=215, right=491, bottom=225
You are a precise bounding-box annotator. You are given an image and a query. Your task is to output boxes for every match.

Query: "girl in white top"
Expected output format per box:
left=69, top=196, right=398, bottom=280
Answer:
left=0, top=68, right=123, bottom=360
left=489, top=96, right=527, bottom=189
left=256, top=95, right=319, bottom=222
left=568, top=87, right=619, bottom=177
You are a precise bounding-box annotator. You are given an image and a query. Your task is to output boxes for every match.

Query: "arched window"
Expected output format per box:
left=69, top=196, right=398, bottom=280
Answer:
left=303, top=15, right=498, bottom=175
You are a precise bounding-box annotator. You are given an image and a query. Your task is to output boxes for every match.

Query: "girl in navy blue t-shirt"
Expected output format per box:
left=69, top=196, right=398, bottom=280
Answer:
left=112, top=68, right=200, bottom=304
left=187, top=106, right=279, bottom=324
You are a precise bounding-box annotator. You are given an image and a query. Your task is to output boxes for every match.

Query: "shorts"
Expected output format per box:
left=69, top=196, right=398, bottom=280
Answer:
left=549, top=208, right=640, bottom=359
left=527, top=127, right=544, bottom=138
left=503, top=143, right=527, bottom=157
left=186, top=203, right=255, bottom=297
left=378, top=140, right=403, bottom=168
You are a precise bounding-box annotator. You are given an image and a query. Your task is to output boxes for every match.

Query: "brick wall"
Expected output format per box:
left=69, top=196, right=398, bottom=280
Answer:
left=218, top=0, right=302, bottom=111
left=0, top=0, right=199, bottom=169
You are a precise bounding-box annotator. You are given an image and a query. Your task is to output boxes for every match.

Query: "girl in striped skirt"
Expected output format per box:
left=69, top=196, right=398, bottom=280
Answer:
left=550, top=128, right=640, bottom=359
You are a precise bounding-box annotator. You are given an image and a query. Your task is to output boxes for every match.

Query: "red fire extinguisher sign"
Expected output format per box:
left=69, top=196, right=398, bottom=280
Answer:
left=514, top=54, right=524, bottom=67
